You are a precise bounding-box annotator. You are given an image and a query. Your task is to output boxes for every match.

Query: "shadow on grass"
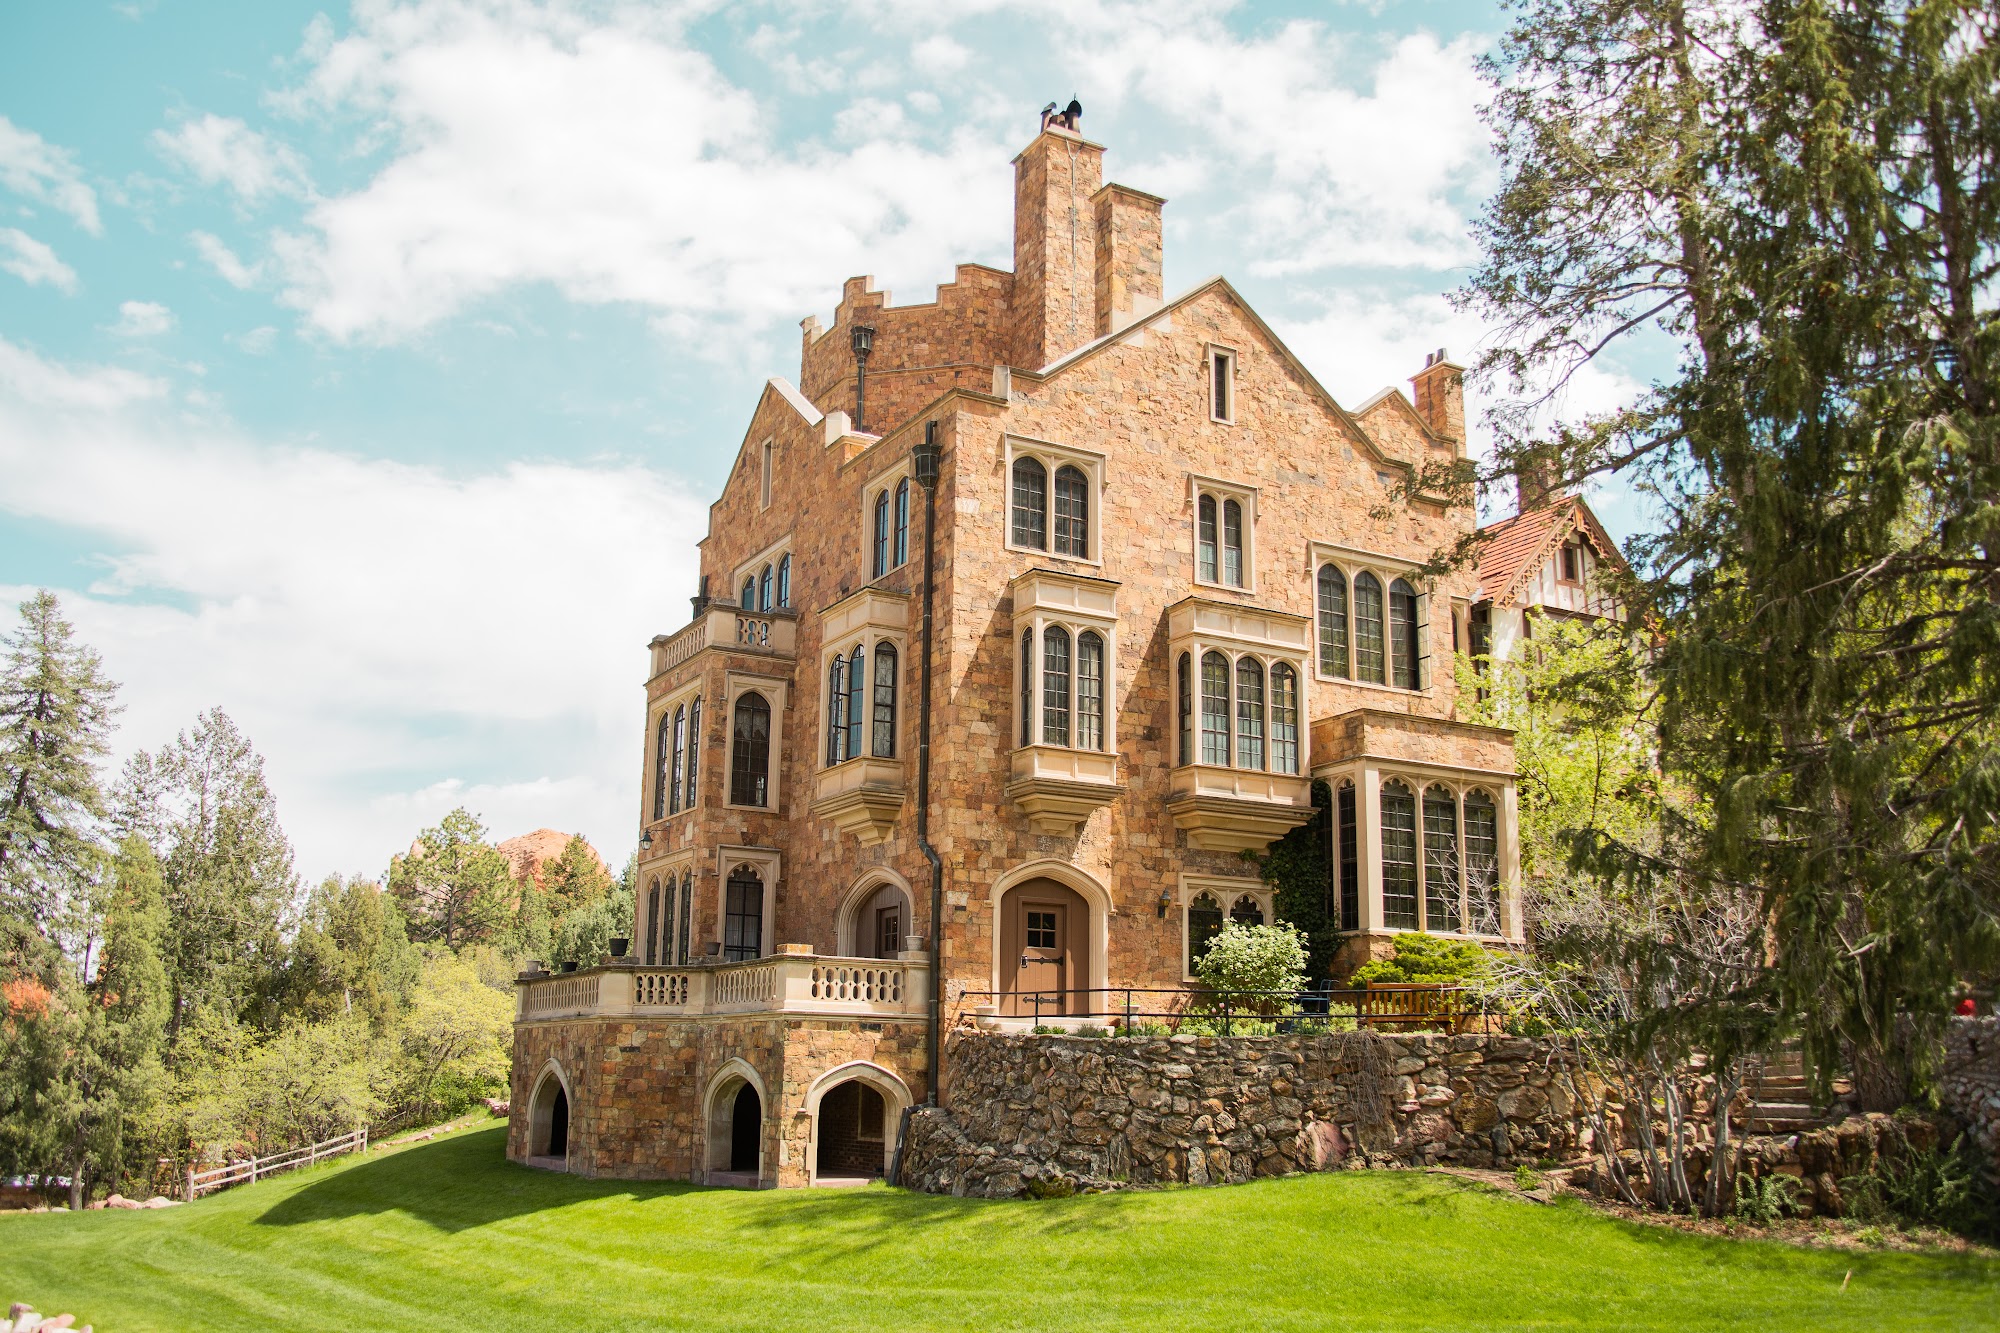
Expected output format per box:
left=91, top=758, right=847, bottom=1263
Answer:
left=256, top=1126, right=708, bottom=1233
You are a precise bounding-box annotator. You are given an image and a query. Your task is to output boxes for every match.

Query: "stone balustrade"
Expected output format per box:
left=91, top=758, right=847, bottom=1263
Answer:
left=515, top=951, right=930, bottom=1023
left=648, top=604, right=798, bottom=679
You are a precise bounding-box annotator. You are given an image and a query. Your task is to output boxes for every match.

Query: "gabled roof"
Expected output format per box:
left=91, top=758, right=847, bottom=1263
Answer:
left=1476, top=493, right=1628, bottom=606
left=1031, top=275, right=1449, bottom=479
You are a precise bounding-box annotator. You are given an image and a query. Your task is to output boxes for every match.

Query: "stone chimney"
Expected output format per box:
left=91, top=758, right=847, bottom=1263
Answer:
left=1012, top=126, right=1104, bottom=369
left=1515, top=460, right=1564, bottom=515
left=1092, top=184, right=1165, bottom=337
left=1410, top=348, right=1466, bottom=447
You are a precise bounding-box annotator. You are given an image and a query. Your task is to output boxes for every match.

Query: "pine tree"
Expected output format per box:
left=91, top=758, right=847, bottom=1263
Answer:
left=388, top=808, right=512, bottom=951
left=0, top=591, right=120, bottom=940
left=1467, top=0, right=2000, bottom=1106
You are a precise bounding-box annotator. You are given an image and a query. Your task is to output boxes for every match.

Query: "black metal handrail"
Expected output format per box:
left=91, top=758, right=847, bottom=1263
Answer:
left=949, top=983, right=1480, bottom=1036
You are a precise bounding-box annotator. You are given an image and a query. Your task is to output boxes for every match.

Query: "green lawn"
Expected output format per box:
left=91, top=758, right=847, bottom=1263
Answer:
left=3, top=1121, right=1994, bottom=1332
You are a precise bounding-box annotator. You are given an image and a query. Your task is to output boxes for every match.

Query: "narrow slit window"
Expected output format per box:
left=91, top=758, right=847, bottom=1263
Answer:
left=1424, top=785, right=1461, bottom=934
left=1269, top=662, right=1298, bottom=774
left=1200, top=651, right=1231, bottom=765
left=677, top=870, right=692, bottom=963
left=741, top=576, right=756, bottom=610
left=1197, top=494, right=1218, bottom=582
left=872, top=642, right=898, bottom=758
left=668, top=703, right=687, bottom=814
left=1019, top=629, right=1034, bottom=746
left=826, top=655, right=848, bottom=764
left=645, top=880, right=660, bottom=965
left=1187, top=892, right=1223, bottom=972
left=872, top=491, right=891, bottom=578
left=759, top=439, right=773, bottom=508
left=1317, top=564, right=1349, bottom=677
left=684, top=698, right=701, bottom=807
left=1337, top=783, right=1359, bottom=931
left=1354, top=572, right=1386, bottom=684
left=652, top=711, right=672, bottom=820
left=1390, top=578, right=1420, bottom=690
left=846, top=646, right=865, bottom=758
left=1053, top=465, right=1089, bottom=557
left=1234, top=657, right=1265, bottom=770
left=776, top=554, right=791, bottom=609
left=1176, top=652, right=1193, bottom=765
left=1465, top=790, right=1501, bottom=935
left=661, top=876, right=677, bottom=965
left=724, top=868, right=763, bottom=962
left=759, top=564, right=773, bottom=612
left=1380, top=780, right=1419, bottom=929
left=1011, top=457, right=1048, bottom=550
left=1042, top=626, right=1071, bottom=747
left=1075, top=630, right=1104, bottom=750
left=894, top=479, right=911, bottom=568
left=1210, top=349, right=1234, bottom=421
left=1221, top=498, right=1244, bottom=586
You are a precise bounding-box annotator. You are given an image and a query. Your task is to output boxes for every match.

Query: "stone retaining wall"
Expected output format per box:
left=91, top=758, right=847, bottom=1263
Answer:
left=1940, top=1016, right=2000, bottom=1169
left=898, top=1030, right=1584, bottom=1197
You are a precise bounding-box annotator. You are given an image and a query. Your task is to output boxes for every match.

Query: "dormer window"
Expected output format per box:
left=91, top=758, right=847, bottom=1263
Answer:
left=1208, top=346, right=1236, bottom=423
left=1005, top=437, right=1103, bottom=563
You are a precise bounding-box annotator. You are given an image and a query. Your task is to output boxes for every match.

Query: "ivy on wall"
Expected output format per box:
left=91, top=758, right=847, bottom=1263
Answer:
left=1255, top=779, right=1336, bottom=978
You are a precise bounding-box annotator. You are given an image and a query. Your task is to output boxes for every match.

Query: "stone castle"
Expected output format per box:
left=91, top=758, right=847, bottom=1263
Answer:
left=508, top=120, right=1521, bottom=1188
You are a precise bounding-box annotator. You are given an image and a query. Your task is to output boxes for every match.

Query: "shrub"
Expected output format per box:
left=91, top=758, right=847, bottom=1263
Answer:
left=1841, top=1134, right=2000, bottom=1240
left=1734, top=1172, right=1802, bottom=1224
left=1193, top=921, right=1308, bottom=1001
left=1514, top=1164, right=1540, bottom=1191
left=1349, top=933, right=1497, bottom=986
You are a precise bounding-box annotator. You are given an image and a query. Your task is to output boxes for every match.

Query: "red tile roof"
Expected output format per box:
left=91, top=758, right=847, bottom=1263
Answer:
left=1475, top=494, right=1627, bottom=606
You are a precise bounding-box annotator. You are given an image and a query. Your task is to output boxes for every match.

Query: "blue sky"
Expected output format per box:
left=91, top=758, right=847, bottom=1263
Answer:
left=0, top=1, right=1647, bottom=884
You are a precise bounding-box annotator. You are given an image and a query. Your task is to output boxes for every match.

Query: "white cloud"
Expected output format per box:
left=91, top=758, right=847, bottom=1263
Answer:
left=154, top=114, right=312, bottom=205
left=0, top=116, right=102, bottom=234
left=234, top=325, right=279, bottom=354
left=191, top=230, right=263, bottom=288
left=0, top=336, right=705, bottom=880
left=273, top=0, right=1013, bottom=342
left=111, top=300, right=176, bottom=338
left=0, top=227, right=78, bottom=292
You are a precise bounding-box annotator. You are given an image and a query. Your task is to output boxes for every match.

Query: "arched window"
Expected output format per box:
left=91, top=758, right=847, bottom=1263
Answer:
left=872, top=490, right=891, bottom=578
left=826, top=655, right=849, bottom=765
left=1269, top=662, right=1299, bottom=774
left=677, top=869, right=693, bottom=963
left=1019, top=629, right=1033, bottom=746
left=846, top=645, right=865, bottom=758
left=664, top=712, right=680, bottom=816
left=1390, top=578, right=1421, bottom=690
left=1200, top=651, right=1231, bottom=765
left=724, top=866, right=764, bottom=961
left=660, top=875, right=677, bottom=965
left=871, top=642, right=898, bottom=758
left=893, top=479, right=910, bottom=568
left=1176, top=652, right=1193, bottom=765
left=776, top=554, right=791, bottom=609
left=1336, top=782, right=1359, bottom=931
left=684, top=698, right=701, bottom=807
left=1317, top=564, right=1349, bottom=677
left=1354, top=572, right=1386, bottom=684
left=1424, top=785, right=1461, bottom=933
left=1235, top=656, right=1265, bottom=770
left=1053, top=465, right=1088, bottom=557
left=1380, top=779, right=1418, bottom=929
left=1221, top=498, right=1244, bottom=586
left=1229, top=894, right=1265, bottom=927
left=1075, top=630, right=1104, bottom=750
left=1187, top=891, right=1224, bottom=971
left=1042, top=626, right=1071, bottom=747
left=645, top=879, right=660, bottom=965
left=1465, top=789, right=1500, bottom=936
left=1197, top=494, right=1218, bottom=581
left=1011, top=457, right=1047, bottom=549
left=741, top=576, right=756, bottom=610
left=759, top=564, right=773, bottom=612
left=730, top=692, right=770, bottom=807
left=668, top=703, right=687, bottom=814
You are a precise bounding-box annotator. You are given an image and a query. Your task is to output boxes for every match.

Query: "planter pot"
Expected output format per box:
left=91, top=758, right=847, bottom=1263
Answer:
left=608, top=937, right=629, bottom=958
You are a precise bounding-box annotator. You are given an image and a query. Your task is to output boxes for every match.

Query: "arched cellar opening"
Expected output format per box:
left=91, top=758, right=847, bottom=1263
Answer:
left=815, top=1079, right=888, bottom=1180
left=528, top=1070, right=570, bottom=1164
left=729, top=1084, right=762, bottom=1172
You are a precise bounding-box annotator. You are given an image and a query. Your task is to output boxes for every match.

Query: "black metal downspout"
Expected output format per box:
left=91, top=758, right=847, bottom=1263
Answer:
left=915, top=422, right=945, bottom=1107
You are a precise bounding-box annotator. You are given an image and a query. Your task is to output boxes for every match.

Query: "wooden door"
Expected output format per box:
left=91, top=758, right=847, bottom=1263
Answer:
left=999, top=878, right=1090, bottom=1018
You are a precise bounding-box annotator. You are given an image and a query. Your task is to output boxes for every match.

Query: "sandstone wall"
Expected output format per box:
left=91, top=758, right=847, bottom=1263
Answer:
left=899, top=1030, right=1581, bottom=1197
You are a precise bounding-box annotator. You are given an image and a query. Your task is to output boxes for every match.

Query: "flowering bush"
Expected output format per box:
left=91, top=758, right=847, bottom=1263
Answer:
left=1193, top=921, right=1308, bottom=1000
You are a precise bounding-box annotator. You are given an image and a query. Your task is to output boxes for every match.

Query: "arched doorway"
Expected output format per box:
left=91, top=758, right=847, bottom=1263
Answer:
left=814, top=1079, right=887, bottom=1180
left=729, top=1084, right=761, bottom=1172
left=527, top=1067, right=572, bottom=1167
left=998, top=878, right=1091, bottom=1017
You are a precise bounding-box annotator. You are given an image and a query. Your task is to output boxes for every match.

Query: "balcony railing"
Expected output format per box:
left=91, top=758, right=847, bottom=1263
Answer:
left=516, top=950, right=930, bottom=1023
left=650, top=604, right=798, bottom=678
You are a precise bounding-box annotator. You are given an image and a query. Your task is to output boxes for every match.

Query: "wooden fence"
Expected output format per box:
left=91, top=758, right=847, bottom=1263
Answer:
left=184, top=1126, right=368, bottom=1201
